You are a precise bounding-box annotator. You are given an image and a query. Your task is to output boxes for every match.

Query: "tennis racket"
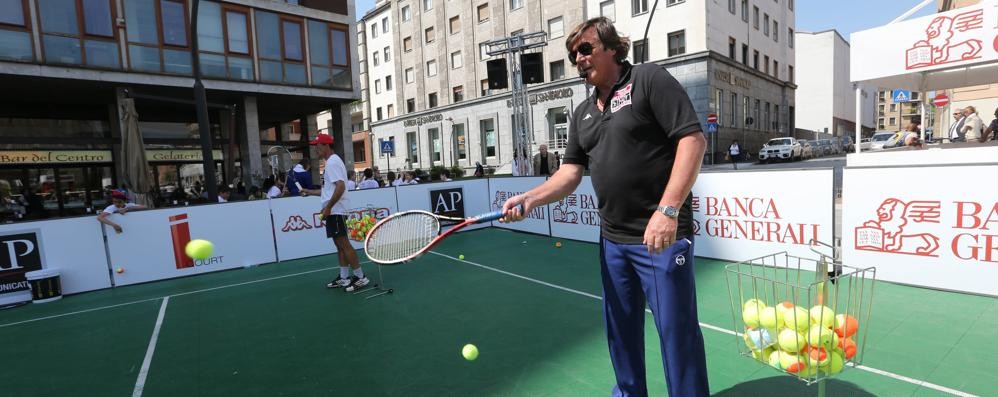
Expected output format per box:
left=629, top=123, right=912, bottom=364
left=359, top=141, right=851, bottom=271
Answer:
left=363, top=205, right=521, bottom=264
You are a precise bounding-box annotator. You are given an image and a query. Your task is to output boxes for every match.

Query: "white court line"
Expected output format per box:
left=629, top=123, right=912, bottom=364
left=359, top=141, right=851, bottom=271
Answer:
left=0, top=261, right=371, bottom=329
left=430, top=251, right=978, bottom=397
left=132, top=296, right=169, bottom=397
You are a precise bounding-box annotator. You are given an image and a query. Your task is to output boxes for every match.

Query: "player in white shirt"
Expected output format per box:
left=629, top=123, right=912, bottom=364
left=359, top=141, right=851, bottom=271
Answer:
left=97, top=190, right=146, bottom=233
left=299, top=134, right=369, bottom=291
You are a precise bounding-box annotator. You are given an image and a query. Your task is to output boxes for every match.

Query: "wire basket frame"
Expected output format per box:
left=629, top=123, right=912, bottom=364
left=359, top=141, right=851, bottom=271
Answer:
left=725, top=247, right=876, bottom=386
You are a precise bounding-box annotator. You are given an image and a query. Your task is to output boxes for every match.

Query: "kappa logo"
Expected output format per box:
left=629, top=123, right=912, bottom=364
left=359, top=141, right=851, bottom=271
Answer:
left=675, top=255, right=686, bottom=266
left=609, top=83, right=633, bottom=113
left=282, top=215, right=314, bottom=232
left=583, top=113, right=592, bottom=120
left=855, top=198, right=941, bottom=257
left=905, top=9, right=984, bottom=70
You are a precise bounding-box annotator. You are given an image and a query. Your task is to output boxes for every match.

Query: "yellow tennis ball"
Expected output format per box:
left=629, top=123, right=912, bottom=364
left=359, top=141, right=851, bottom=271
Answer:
left=462, top=344, right=478, bottom=361
left=810, top=305, right=836, bottom=328
left=759, top=307, right=785, bottom=329
left=785, top=307, right=810, bottom=331
left=185, top=239, right=214, bottom=260
left=808, top=325, right=834, bottom=348
left=742, top=304, right=764, bottom=328
left=459, top=254, right=465, bottom=260
left=778, top=328, right=806, bottom=352
left=822, top=351, right=845, bottom=375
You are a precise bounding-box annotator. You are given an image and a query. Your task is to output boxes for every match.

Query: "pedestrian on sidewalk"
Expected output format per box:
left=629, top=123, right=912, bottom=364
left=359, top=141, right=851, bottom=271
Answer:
left=728, top=140, right=742, bottom=170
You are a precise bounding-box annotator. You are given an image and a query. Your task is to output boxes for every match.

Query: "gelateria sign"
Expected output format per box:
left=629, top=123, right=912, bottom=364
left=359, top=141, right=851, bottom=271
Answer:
left=0, top=150, right=223, bottom=165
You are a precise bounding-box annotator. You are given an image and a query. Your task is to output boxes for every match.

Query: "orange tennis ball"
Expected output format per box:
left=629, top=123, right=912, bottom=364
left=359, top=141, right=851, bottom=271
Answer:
left=834, top=314, right=859, bottom=338
left=116, top=267, right=124, bottom=274
left=838, top=337, right=857, bottom=360
left=555, top=242, right=562, bottom=248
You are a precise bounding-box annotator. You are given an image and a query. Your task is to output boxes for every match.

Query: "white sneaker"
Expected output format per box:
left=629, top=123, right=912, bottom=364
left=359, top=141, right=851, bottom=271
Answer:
left=326, top=276, right=351, bottom=289
left=345, top=277, right=370, bottom=292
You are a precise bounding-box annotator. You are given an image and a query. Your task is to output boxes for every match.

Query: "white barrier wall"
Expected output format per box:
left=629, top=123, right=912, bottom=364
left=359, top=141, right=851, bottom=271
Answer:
left=270, top=189, right=399, bottom=261
left=396, top=179, right=492, bottom=232
left=548, top=176, right=601, bottom=243
left=106, top=200, right=278, bottom=286
left=691, top=170, right=834, bottom=261
left=0, top=217, right=112, bottom=304
left=843, top=165, right=998, bottom=296
left=488, top=177, right=551, bottom=235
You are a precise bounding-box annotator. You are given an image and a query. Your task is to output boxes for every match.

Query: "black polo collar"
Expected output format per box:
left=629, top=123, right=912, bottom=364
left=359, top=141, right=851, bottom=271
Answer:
left=588, top=61, right=634, bottom=105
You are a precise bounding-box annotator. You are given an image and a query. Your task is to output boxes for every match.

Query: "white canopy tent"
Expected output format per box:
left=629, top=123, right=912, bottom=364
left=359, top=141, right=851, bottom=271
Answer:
left=849, top=0, right=998, bottom=150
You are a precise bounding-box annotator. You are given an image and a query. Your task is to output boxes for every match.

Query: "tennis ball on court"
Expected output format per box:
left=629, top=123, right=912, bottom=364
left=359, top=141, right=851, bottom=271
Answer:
left=555, top=241, right=562, bottom=248
left=759, top=307, right=784, bottom=329
left=459, top=254, right=465, bottom=260
left=810, top=305, right=836, bottom=328
left=785, top=307, right=810, bottom=331
left=116, top=267, right=124, bottom=274
left=822, top=351, right=845, bottom=375
left=807, top=325, right=834, bottom=348
left=462, top=344, right=479, bottom=361
left=778, top=328, right=806, bottom=352
left=185, top=239, right=214, bottom=260
left=834, top=314, right=859, bottom=338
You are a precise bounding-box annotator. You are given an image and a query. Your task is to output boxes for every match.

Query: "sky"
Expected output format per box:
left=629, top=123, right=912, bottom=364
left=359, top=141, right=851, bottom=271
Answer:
left=355, top=0, right=939, bottom=39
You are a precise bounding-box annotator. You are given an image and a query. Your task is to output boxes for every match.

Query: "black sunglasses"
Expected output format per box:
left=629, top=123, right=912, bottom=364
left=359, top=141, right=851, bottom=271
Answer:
left=569, top=42, right=597, bottom=65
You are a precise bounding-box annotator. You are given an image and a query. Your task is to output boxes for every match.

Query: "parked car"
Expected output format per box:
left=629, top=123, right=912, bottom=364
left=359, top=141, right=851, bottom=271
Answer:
left=869, top=131, right=898, bottom=151
left=798, top=140, right=815, bottom=159
left=859, top=138, right=872, bottom=151
left=758, top=137, right=802, bottom=163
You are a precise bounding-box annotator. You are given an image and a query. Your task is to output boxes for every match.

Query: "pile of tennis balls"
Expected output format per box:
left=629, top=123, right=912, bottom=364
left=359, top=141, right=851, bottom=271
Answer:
left=346, top=214, right=378, bottom=241
left=741, top=299, right=859, bottom=379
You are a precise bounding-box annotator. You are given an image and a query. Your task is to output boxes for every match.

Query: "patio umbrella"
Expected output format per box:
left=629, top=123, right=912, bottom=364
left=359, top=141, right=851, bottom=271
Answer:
left=120, top=98, right=155, bottom=207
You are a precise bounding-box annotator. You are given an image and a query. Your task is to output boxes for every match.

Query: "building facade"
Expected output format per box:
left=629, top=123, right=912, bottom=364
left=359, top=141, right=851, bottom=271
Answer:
left=363, top=0, right=797, bottom=174
left=0, top=0, right=359, bottom=221
left=794, top=30, right=876, bottom=137
left=875, top=89, right=925, bottom=133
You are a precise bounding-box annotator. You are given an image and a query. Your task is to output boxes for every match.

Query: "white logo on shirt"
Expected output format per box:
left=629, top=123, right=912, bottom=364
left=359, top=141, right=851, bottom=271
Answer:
left=583, top=113, right=592, bottom=120
left=675, top=255, right=686, bottom=266
left=610, top=83, right=633, bottom=113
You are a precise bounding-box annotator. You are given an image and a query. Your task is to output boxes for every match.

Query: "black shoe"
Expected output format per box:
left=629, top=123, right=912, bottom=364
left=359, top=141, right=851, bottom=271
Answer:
left=326, top=276, right=351, bottom=288
left=345, top=276, right=370, bottom=292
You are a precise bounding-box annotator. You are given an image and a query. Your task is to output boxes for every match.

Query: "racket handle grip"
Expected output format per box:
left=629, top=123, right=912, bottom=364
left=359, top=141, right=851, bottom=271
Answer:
left=475, top=204, right=524, bottom=223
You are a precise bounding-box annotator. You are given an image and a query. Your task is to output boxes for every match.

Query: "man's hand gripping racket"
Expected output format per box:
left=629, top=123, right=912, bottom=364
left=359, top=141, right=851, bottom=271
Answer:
left=363, top=203, right=524, bottom=264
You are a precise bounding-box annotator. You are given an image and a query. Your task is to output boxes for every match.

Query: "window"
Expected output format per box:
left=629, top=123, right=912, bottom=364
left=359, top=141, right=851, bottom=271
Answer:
left=123, top=0, right=190, bottom=74
left=753, top=6, right=759, bottom=29
left=428, top=92, right=438, bottom=108
left=773, top=60, right=778, bottom=78
left=667, top=0, right=683, bottom=5
left=387, top=104, right=394, bottom=118
left=256, top=11, right=307, bottom=84
left=403, top=36, right=413, bottom=52
left=405, top=67, right=414, bottom=83
left=375, top=79, right=382, bottom=94
left=382, top=17, right=388, bottom=33
left=789, top=0, right=794, bottom=11
left=548, top=16, right=564, bottom=38
left=754, top=99, right=760, bottom=130
left=426, top=59, right=437, bottom=76
left=406, top=131, right=418, bottom=163
left=477, top=3, right=489, bottom=23
left=788, top=65, right=794, bottom=82
left=453, top=85, right=464, bottom=102
left=480, top=79, right=489, bottom=96
left=764, top=55, right=769, bottom=74
left=425, top=26, right=435, bottom=43
left=402, top=5, right=411, bottom=21
left=376, top=107, right=383, bottom=120
left=451, top=51, right=462, bottom=68
left=308, top=20, right=351, bottom=89
left=480, top=42, right=490, bottom=60
left=728, top=37, right=736, bottom=59
left=763, top=14, right=769, bottom=36
left=406, top=98, right=415, bottom=112
left=741, top=0, right=748, bottom=22
left=453, top=123, right=467, bottom=161
left=512, top=29, right=523, bottom=36
left=510, top=0, right=523, bottom=10
left=773, top=105, right=779, bottom=130
left=753, top=50, right=759, bottom=69
left=632, top=39, right=647, bottom=63
left=741, top=44, right=748, bottom=65
left=728, top=0, right=735, bottom=14
left=764, top=102, right=770, bottom=131
left=743, top=96, right=750, bottom=127
left=428, top=127, right=441, bottom=163
left=386, top=75, right=393, bottom=90
left=773, top=21, right=778, bottom=42
left=449, top=16, right=460, bottom=34
left=548, top=107, right=569, bottom=144
left=480, top=119, right=497, bottom=159
left=890, top=103, right=897, bottom=112
left=384, top=46, right=390, bottom=62
left=38, top=0, right=120, bottom=68
left=373, top=51, right=379, bottom=66
left=550, top=60, right=565, bottom=80
left=667, top=30, right=685, bottom=56
left=632, top=0, right=648, bottom=15
left=714, top=88, right=723, bottom=125
left=789, top=28, right=794, bottom=48
left=889, top=117, right=896, bottom=125
left=729, top=92, right=737, bottom=127
left=423, top=0, right=432, bottom=12
left=601, top=0, right=615, bottom=21
left=370, top=23, right=377, bottom=38
left=0, top=0, right=32, bottom=61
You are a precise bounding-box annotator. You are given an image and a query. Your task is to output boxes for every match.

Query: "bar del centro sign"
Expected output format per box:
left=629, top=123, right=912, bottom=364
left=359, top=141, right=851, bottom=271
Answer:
left=0, top=150, right=224, bottom=165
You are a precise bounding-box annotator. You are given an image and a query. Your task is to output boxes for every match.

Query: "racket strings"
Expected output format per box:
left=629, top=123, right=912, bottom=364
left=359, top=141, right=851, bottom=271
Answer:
left=367, top=213, right=439, bottom=262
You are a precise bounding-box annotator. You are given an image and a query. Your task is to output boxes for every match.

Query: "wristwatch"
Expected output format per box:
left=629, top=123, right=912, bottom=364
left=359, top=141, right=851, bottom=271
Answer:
left=657, top=205, right=680, bottom=218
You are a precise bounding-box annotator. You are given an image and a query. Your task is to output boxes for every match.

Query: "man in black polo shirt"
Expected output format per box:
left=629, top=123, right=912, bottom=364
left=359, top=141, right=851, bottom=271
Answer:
left=502, top=17, right=709, bottom=396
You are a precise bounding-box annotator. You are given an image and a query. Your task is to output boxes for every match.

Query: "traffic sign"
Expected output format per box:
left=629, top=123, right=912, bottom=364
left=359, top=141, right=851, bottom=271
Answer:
left=892, top=89, right=912, bottom=103
left=706, top=123, right=718, bottom=133
left=932, top=93, right=949, bottom=107
left=380, top=140, right=394, bottom=155
left=706, top=113, right=718, bottom=124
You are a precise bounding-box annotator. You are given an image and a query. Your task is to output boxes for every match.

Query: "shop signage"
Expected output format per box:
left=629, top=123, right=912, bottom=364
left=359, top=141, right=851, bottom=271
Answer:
left=147, top=150, right=224, bottom=162
left=506, top=87, right=574, bottom=108
left=714, top=70, right=752, bottom=89
left=0, top=149, right=224, bottom=165
left=403, top=114, right=443, bottom=127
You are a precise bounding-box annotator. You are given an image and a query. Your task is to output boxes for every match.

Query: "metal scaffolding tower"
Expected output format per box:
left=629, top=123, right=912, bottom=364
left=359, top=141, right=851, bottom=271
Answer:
left=484, top=32, right=547, bottom=176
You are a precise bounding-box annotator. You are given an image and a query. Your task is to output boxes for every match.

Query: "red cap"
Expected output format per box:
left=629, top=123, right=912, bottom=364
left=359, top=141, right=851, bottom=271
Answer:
left=111, top=190, right=126, bottom=199
left=309, top=134, right=334, bottom=145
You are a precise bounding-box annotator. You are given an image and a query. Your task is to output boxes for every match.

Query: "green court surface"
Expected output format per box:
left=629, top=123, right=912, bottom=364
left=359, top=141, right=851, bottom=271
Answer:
left=1, top=228, right=995, bottom=396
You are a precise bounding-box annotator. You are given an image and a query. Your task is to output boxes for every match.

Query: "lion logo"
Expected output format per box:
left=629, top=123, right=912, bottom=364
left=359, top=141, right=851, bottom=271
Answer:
left=855, top=198, right=941, bottom=256
left=906, top=9, right=984, bottom=69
